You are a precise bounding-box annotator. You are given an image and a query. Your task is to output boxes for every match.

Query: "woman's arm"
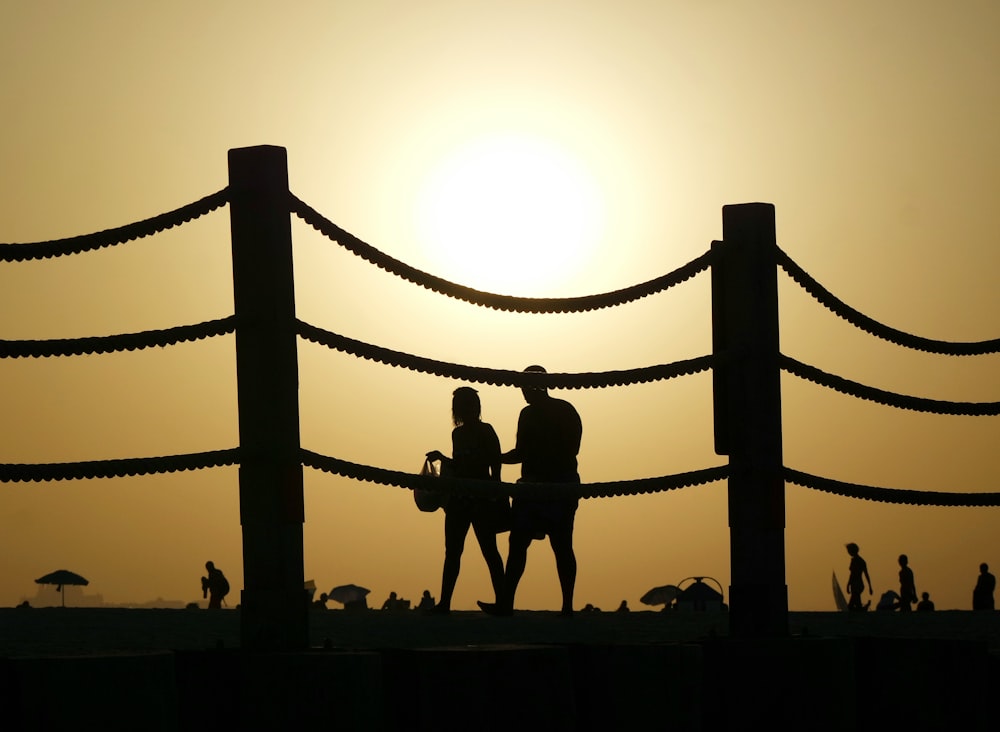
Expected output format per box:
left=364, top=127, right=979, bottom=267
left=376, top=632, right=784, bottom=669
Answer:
left=425, top=450, right=450, bottom=465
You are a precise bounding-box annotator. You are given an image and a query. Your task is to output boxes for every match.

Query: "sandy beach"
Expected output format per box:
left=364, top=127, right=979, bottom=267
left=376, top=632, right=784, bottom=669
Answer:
left=2, top=607, right=997, bottom=730
left=2, top=606, right=998, bottom=657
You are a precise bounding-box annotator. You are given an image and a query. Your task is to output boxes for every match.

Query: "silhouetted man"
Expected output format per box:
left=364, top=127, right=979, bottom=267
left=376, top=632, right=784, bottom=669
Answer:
left=201, top=561, right=229, bottom=609
left=897, top=554, right=917, bottom=612
left=973, top=562, right=995, bottom=610
left=479, top=365, right=582, bottom=617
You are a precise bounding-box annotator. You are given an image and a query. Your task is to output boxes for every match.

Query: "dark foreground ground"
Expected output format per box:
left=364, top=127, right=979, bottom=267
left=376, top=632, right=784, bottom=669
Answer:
left=1, top=606, right=999, bottom=656
left=2, top=608, right=997, bottom=731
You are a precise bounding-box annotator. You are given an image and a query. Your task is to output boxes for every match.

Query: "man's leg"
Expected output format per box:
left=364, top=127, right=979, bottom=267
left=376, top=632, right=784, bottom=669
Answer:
left=480, top=528, right=531, bottom=615
left=549, top=523, right=576, bottom=616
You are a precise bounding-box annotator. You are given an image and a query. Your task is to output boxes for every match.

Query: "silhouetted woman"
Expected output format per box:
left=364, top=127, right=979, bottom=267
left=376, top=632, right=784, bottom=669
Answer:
left=846, top=543, right=872, bottom=611
left=426, top=387, right=505, bottom=614
left=973, top=562, right=995, bottom=610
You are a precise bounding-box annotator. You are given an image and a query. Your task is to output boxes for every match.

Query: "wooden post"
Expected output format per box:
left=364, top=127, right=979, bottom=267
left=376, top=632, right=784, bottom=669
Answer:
left=712, top=203, right=788, bottom=638
left=228, top=145, right=308, bottom=650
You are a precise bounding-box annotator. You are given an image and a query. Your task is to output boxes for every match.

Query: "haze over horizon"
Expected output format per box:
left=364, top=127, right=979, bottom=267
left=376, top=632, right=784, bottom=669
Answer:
left=1, top=1, right=998, bottom=613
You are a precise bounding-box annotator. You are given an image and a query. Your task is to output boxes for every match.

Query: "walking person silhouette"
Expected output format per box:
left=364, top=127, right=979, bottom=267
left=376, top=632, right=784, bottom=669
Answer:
left=426, top=386, right=506, bottom=614
left=897, top=554, right=917, bottom=613
left=479, top=365, right=582, bottom=617
left=973, top=562, right=995, bottom=610
left=845, top=543, right=872, bottom=612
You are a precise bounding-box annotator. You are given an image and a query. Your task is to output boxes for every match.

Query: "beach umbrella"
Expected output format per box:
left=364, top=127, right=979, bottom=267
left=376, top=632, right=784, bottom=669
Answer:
left=329, top=584, right=370, bottom=605
left=640, top=584, right=680, bottom=607
left=35, top=569, right=89, bottom=607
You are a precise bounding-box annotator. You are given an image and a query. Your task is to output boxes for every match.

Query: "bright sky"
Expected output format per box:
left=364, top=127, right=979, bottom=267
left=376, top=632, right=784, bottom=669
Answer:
left=1, top=1, right=997, bottom=613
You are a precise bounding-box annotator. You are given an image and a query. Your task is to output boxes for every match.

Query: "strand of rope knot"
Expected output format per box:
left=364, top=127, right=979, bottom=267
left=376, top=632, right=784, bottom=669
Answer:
left=0, top=317, right=236, bottom=359
left=776, top=247, right=1000, bottom=356
left=0, top=188, right=230, bottom=262
left=781, top=355, right=1000, bottom=416
left=785, top=468, right=1000, bottom=507
left=296, top=319, right=714, bottom=388
left=0, top=449, right=241, bottom=483
left=289, top=193, right=715, bottom=313
left=301, top=449, right=728, bottom=499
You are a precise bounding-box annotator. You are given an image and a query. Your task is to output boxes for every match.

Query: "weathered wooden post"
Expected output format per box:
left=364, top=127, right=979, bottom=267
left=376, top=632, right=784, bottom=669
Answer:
left=228, top=145, right=308, bottom=650
left=712, top=203, right=788, bottom=638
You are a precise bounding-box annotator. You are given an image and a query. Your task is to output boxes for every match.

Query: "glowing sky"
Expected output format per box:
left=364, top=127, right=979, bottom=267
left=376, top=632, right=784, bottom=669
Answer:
left=1, top=1, right=997, bottom=612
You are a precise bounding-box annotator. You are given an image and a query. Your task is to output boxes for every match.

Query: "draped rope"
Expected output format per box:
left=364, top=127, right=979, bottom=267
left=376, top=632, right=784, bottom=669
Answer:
left=0, top=317, right=236, bottom=358
left=296, top=319, right=714, bottom=388
left=785, top=468, right=1000, bottom=507
left=289, top=193, right=715, bottom=313
left=0, top=449, right=241, bottom=483
left=301, top=449, right=728, bottom=499
left=781, top=355, right=1000, bottom=416
left=0, top=188, right=230, bottom=262
left=776, top=247, right=1000, bottom=356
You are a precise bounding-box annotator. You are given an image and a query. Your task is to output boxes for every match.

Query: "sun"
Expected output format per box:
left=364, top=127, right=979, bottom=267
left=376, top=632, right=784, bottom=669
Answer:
left=414, top=133, right=606, bottom=295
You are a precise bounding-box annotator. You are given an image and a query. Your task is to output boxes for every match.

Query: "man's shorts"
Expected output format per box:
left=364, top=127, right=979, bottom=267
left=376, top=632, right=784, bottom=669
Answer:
left=511, top=497, right=579, bottom=540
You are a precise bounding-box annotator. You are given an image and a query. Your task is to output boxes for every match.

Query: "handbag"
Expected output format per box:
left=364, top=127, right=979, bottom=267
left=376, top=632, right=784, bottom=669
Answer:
left=488, top=496, right=512, bottom=534
left=414, top=458, right=447, bottom=512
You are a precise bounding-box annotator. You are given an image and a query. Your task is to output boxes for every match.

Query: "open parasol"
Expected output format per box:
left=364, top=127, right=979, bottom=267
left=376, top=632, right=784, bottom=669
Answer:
left=640, top=584, right=680, bottom=607
left=35, top=569, right=89, bottom=607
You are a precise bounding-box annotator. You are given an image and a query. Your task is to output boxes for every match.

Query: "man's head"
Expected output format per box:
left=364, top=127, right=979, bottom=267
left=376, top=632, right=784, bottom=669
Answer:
left=521, top=365, right=548, bottom=404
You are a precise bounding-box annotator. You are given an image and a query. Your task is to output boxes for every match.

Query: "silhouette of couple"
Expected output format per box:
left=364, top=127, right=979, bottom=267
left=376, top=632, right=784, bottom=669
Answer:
left=426, top=365, right=582, bottom=616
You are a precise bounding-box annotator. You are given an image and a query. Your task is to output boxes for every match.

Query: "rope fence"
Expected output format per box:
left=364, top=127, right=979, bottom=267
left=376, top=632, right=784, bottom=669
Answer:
left=302, top=449, right=729, bottom=500
left=0, top=317, right=236, bottom=359
left=1, top=180, right=997, bottom=508
left=296, top=319, right=715, bottom=389
left=776, top=246, right=1000, bottom=356
left=290, top=192, right=715, bottom=313
left=0, top=188, right=230, bottom=262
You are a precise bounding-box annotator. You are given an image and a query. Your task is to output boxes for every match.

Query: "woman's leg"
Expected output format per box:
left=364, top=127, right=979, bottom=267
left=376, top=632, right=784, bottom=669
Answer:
left=472, top=520, right=506, bottom=601
left=438, top=509, right=471, bottom=611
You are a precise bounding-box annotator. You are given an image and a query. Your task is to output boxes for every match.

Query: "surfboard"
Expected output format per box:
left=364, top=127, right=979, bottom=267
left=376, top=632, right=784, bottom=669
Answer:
left=832, top=571, right=849, bottom=612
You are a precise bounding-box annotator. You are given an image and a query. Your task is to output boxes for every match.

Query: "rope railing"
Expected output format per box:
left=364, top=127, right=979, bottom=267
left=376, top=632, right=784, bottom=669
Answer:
left=780, top=354, right=1000, bottom=416
left=1, top=174, right=994, bottom=516
left=290, top=193, right=715, bottom=313
left=776, top=247, right=1000, bottom=356
left=0, top=448, right=241, bottom=483
left=302, top=449, right=729, bottom=500
left=785, top=468, right=1000, bottom=507
left=0, top=188, right=230, bottom=262
left=0, top=316, right=236, bottom=358
left=296, top=318, right=715, bottom=388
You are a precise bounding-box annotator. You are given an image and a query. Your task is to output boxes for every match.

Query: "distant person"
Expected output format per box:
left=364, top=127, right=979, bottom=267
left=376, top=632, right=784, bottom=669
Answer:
left=381, top=591, right=399, bottom=610
left=312, top=592, right=329, bottom=610
left=897, top=554, right=917, bottom=613
left=426, top=386, right=506, bottom=614
left=846, top=543, right=872, bottom=612
left=876, top=590, right=899, bottom=612
left=479, top=365, right=583, bottom=617
left=582, top=603, right=600, bottom=613
left=973, top=562, right=995, bottom=610
left=616, top=600, right=630, bottom=613
left=201, top=561, right=230, bottom=609
left=417, top=590, right=435, bottom=611
left=917, top=592, right=935, bottom=611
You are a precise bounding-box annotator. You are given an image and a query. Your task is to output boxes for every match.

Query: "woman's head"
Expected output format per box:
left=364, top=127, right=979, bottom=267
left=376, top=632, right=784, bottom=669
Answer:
left=452, top=386, right=481, bottom=426
left=846, top=542, right=859, bottom=556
